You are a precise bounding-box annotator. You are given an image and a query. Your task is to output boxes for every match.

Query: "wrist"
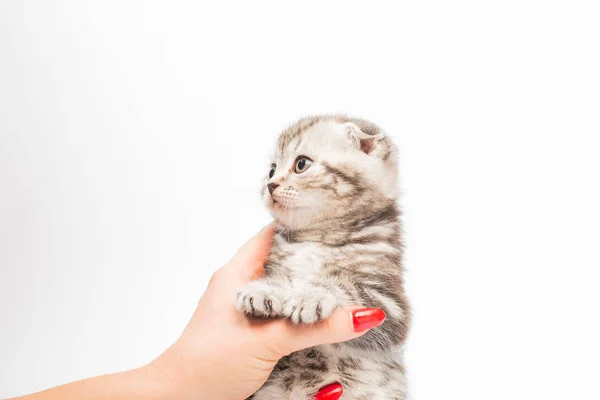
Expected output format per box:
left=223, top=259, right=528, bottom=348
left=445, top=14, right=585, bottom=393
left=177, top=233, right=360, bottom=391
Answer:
left=138, top=362, right=183, bottom=400
left=110, top=366, right=175, bottom=400
left=144, top=357, right=220, bottom=400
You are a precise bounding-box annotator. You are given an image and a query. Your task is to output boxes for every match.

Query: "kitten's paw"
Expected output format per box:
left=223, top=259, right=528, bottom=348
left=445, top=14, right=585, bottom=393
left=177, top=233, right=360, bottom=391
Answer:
left=236, top=281, right=284, bottom=318
left=282, top=286, right=338, bottom=324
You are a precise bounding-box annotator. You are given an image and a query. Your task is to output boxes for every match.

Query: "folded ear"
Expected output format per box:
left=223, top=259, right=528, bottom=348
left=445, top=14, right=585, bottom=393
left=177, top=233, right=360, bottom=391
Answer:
left=343, top=122, right=386, bottom=157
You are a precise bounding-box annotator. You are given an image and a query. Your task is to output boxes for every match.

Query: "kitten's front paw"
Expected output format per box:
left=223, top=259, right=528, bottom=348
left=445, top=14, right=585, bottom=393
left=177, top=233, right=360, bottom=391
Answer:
left=236, top=281, right=284, bottom=318
left=283, top=286, right=338, bottom=324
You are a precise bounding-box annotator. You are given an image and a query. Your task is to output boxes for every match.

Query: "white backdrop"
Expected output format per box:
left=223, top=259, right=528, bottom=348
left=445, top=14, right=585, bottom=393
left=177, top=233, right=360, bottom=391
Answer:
left=1, top=1, right=599, bottom=399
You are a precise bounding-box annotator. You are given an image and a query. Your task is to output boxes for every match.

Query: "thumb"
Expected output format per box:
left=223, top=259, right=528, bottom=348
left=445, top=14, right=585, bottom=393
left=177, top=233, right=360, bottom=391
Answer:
left=228, top=223, right=275, bottom=283
left=269, top=307, right=386, bottom=355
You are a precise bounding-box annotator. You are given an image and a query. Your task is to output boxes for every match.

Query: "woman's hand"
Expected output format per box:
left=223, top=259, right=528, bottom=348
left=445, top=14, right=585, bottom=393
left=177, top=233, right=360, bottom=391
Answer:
left=148, top=223, right=385, bottom=399
left=11, top=224, right=385, bottom=400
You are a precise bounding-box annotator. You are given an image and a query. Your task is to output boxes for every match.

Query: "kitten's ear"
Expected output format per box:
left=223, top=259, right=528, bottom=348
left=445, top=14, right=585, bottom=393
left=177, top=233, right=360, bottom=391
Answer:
left=343, top=122, right=386, bottom=156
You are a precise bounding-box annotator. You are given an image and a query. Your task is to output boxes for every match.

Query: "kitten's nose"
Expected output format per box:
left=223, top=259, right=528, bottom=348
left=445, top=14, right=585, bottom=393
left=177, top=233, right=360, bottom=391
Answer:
left=267, top=183, right=279, bottom=195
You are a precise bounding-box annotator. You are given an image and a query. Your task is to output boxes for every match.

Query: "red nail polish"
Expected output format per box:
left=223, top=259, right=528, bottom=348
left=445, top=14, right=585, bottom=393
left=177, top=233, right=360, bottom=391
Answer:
left=352, top=308, right=386, bottom=332
left=314, top=383, right=343, bottom=400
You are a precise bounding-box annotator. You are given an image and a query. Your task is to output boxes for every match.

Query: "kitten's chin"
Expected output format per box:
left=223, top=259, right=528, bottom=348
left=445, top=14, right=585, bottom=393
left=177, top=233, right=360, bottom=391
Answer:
left=268, top=205, right=314, bottom=230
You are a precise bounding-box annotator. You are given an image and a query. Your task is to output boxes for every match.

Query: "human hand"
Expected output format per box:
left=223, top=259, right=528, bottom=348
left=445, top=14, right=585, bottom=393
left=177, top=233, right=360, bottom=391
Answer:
left=147, top=224, right=386, bottom=400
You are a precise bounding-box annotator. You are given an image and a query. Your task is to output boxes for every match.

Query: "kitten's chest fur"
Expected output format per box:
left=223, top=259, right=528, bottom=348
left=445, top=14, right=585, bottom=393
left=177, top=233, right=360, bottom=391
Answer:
left=252, top=225, right=410, bottom=399
left=267, top=239, right=332, bottom=281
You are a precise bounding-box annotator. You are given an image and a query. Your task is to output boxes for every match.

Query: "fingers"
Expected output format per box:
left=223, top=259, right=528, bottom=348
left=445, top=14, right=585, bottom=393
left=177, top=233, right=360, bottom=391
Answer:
left=229, top=223, right=275, bottom=282
left=314, top=383, right=343, bottom=400
left=265, top=307, right=386, bottom=356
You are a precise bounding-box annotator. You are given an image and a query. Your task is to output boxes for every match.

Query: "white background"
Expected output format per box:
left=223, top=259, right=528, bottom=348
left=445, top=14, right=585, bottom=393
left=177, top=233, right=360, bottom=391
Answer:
left=1, top=1, right=599, bottom=399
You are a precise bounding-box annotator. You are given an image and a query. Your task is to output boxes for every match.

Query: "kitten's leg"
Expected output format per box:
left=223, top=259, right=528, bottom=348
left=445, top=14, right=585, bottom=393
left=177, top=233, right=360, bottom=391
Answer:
left=281, top=280, right=351, bottom=324
left=236, top=277, right=290, bottom=318
left=236, top=278, right=351, bottom=323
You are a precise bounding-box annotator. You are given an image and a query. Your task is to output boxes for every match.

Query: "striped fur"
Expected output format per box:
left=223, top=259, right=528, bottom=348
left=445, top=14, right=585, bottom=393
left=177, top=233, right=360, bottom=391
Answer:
left=237, top=115, right=410, bottom=399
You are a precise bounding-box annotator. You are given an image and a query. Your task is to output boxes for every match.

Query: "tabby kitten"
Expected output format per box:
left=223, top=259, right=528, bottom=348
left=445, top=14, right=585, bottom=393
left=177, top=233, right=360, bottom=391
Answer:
left=237, top=115, right=410, bottom=399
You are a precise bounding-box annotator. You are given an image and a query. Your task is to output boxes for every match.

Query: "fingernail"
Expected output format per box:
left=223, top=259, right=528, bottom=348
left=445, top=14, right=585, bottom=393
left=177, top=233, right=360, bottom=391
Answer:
left=352, top=308, right=386, bottom=332
left=314, top=383, right=343, bottom=400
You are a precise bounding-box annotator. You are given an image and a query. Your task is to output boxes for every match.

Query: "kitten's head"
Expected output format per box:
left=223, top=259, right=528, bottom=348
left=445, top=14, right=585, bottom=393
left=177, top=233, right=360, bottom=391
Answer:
left=263, top=115, right=398, bottom=230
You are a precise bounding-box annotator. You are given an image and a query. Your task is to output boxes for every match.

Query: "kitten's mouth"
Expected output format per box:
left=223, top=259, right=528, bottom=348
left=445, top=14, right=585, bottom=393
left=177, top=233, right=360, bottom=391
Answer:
left=270, top=195, right=282, bottom=207
left=270, top=198, right=304, bottom=211
left=271, top=199, right=285, bottom=210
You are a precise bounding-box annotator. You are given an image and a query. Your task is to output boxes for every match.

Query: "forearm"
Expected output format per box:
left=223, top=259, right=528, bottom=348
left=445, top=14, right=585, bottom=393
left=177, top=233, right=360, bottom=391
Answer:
left=9, top=366, right=173, bottom=400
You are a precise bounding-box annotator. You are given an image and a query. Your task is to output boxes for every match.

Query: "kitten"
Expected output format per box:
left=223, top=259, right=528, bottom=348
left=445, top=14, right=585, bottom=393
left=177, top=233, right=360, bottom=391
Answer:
left=237, top=115, right=411, bottom=399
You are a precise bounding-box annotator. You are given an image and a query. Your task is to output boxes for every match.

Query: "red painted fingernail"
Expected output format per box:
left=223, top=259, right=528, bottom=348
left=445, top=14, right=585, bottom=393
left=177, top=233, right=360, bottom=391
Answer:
left=352, top=308, right=386, bottom=332
left=314, top=383, right=343, bottom=400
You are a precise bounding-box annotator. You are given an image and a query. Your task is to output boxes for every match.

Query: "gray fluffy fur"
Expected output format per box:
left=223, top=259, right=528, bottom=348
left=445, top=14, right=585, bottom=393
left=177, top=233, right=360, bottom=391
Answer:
left=237, top=115, right=411, bottom=399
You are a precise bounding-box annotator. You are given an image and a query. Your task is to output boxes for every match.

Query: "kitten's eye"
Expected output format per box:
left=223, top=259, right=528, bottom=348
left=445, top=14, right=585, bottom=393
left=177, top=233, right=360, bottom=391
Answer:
left=294, top=157, right=313, bottom=174
left=269, top=165, right=276, bottom=178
